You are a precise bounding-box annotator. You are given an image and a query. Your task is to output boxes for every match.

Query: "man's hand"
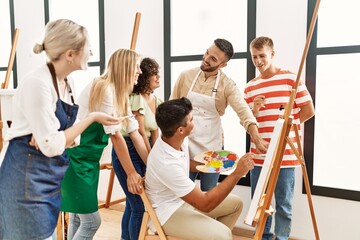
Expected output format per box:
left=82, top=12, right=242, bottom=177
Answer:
left=253, top=136, right=269, bottom=154
left=234, top=152, right=255, bottom=176
left=252, top=95, right=266, bottom=117
left=247, top=124, right=269, bottom=153
left=190, top=159, right=203, bottom=172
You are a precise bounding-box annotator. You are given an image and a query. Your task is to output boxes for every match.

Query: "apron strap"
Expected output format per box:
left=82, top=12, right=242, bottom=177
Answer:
left=212, top=71, right=221, bottom=98
left=46, top=63, right=75, bottom=104
left=188, top=70, right=202, bottom=94
left=189, top=70, right=221, bottom=99
left=64, top=78, right=75, bottom=104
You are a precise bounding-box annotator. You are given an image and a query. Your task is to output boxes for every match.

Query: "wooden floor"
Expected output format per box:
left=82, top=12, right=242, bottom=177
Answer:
left=94, top=203, right=253, bottom=240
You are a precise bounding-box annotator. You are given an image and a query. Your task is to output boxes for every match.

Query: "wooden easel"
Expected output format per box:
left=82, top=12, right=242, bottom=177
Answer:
left=98, top=12, right=142, bottom=209
left=248, top=1, right=321, bottom=239
left=0, top=28, right=20, bottom=152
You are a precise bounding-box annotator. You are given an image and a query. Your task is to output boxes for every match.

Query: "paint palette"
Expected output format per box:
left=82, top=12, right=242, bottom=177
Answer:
left=194, top=150, right=239, bottom=173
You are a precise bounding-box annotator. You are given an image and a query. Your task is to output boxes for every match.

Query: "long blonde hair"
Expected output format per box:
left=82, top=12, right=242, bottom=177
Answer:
left=89, top=49, right=140, bottom=123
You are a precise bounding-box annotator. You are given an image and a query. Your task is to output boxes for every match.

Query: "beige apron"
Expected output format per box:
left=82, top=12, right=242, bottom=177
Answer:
left=187, top=70, right=222, bottom=159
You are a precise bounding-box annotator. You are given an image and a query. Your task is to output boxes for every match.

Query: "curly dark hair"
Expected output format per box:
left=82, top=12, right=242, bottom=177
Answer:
left=132, top=57, right=159, bottom=94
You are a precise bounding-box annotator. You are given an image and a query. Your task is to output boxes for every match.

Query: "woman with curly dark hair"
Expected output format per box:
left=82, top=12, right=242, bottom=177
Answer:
left=112, top=57, right=162, bottom=240
left=130, top=57, right=162, bottom=151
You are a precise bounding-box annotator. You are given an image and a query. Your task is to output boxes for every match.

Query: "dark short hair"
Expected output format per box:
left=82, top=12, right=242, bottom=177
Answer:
left=250, top=36, right=274, bottom=50
left=133, top=57, right=159, bottom=94
left=156, top=97, right=193, bottom=138
left=214, top=38, right=234, bottom=61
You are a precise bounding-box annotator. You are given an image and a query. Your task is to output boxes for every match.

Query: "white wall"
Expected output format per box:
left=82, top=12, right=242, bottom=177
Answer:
left=14, top=0, right=46, bottom=79
left=9, top=0, right=360, bottom=240
left=104, top=0, right=164, bottom=99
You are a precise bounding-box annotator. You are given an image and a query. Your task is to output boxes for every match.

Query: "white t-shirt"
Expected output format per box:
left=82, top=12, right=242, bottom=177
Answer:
left=76, top=81, right=138, bottom=135
left=145, top=137, right=195, bottom=226
left=6, top=65, right=73, bottom=157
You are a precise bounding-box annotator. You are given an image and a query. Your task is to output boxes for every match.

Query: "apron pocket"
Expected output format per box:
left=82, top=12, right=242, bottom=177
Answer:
left=25, top=152, right=69, bottom=200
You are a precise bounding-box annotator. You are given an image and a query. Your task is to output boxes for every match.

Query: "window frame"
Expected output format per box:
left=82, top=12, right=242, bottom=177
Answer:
left=305, top=0, right=360, bottom=201
left=44, top=0, right=106, bottom=74
left=0, top=0, right=18, bottom=87
left=163, top=0, right=257, bottom=186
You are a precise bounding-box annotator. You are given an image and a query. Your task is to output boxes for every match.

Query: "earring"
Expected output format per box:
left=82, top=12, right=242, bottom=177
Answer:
left=68, top=61, right=73, bottom=65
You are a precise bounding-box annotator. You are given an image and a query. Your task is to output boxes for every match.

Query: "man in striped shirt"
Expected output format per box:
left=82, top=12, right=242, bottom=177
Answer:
left=244, top=36, right=315, bottom=240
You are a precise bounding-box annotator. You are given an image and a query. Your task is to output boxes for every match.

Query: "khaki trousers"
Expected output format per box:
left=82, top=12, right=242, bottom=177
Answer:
left=163, top=194, right=243, bottom=240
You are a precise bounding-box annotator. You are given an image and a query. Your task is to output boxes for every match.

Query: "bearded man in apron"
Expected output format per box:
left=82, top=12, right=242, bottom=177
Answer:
left=170, top=38, right=268, bottom=191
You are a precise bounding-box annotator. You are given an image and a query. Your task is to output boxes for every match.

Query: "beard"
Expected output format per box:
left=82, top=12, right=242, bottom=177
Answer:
left=200, top=61, right=222, bottom=72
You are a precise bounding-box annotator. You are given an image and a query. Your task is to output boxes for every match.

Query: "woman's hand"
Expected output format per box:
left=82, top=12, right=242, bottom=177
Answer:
left=29, top=135, right=39, bottom=150
left=126, top=170, right=143, bottom=194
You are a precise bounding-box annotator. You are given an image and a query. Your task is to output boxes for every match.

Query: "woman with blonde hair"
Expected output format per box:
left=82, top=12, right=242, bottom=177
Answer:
left=0, top=19, right=119, bottom=240
left=61, top=49, right=148, bottom=239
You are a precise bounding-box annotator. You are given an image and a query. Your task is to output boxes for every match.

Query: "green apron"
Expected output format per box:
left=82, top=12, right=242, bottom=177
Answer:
left=60, top=122, right=109, bottom=213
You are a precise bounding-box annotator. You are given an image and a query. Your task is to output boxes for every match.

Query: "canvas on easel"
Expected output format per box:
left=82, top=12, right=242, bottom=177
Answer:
left=244, top=0, right=321, bottom=239
left=244, top=118, right=285, bottom=226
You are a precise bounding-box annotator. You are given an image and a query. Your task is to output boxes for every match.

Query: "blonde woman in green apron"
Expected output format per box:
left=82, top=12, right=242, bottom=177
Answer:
left=0, top=19, right=120, bottom=240
left=61, top=49, right=148, bottom=239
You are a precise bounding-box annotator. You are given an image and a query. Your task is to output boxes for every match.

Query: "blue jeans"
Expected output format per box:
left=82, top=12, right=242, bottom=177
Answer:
left=67, top=212, right=101, bottom=240
left=250, top=166, right=295, bottom=240
left=112, top=137, right=146, bottom=240
left=189, top=172, right=220, bottom=191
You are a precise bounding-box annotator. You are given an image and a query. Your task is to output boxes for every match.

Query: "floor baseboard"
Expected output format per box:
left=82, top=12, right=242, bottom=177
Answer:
left=232, top=226, right=254, bottom=238
left=232, top=226, right=300, bottom=240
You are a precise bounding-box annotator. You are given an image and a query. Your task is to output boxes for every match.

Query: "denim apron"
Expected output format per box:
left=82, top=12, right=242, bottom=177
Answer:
left=0, top=63, right=78, bottom=240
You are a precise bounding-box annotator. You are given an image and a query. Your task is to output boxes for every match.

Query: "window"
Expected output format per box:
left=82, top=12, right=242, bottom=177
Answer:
left=305, top=0, right=360, bottom=201
left=0, top=0, right=17, bottom=88
left=164, top=0, right=256, bottom=185
left=44, top=0, right=105, bottom=95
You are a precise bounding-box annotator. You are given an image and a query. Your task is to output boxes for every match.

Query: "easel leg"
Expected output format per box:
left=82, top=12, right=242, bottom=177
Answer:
left=105, top=168, right=115, bottom=208
left=301, top=162, right=320, bottom=240
left=292, top=126, right=320, bottom=240
left=254, top=210, right=270, bottom=239
left=98, top=165, right=126, bottom=209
